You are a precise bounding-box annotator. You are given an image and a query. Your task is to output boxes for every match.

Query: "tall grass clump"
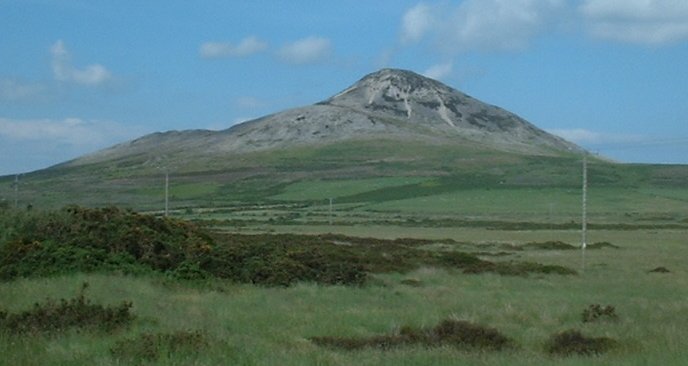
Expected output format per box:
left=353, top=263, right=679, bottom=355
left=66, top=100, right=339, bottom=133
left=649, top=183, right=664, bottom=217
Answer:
left=110, top=330, right=210, bottom=361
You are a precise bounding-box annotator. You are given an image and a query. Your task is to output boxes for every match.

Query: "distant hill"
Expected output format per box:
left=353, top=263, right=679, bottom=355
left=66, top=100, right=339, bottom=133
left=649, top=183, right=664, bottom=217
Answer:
left=63, top=68, right=581, bottom=171
left=6, top=69, right=687, bottom=211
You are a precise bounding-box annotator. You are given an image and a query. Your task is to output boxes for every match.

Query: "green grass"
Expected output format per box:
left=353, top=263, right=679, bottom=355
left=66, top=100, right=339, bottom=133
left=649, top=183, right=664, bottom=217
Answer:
left=1, top=140, right=687, bottom=364
left=134, top=181, right=221, bottom=201
left=271, top=177, right=430, bottom=202
left=1, top=228, right=687, bottom=365
left=364, top=187, right=688, bottom=219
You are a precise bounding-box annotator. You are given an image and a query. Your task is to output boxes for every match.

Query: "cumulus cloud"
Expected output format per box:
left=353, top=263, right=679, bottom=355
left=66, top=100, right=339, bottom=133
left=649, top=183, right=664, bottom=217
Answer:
left=51, top=40, right=112, bottom=86
left=0, top=117, right=140, bottom=147
left=200, top=36, right=268, bottom=58
left=0, top=79, right=46, bottom=102
left=401, top=3, right=433, bottom=44
left=400, top=0, right=565, bottom=52
left=423, top=62, right=453, bottom=80
left=278, top=36, right=332, bottom=64
left=580, top=0, right=688, bottom=44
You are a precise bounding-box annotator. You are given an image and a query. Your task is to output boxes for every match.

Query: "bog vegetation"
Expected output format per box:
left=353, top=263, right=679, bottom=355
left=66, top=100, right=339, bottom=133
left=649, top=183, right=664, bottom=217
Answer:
left=0, top=205, right=685, bottom=365
left=0, top=206, right=577, bottom=286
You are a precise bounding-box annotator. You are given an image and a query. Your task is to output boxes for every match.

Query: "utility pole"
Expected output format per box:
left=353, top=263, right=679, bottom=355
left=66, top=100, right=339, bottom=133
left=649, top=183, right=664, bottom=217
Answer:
left=13, top=174, right=19, bottom=209
left=581, top=155, right=588, bottom=249
left=164, top=171, right=169, bottom=217
left=581, top=154, right=588, bottom=272
left=328, top=197, right=333, bottom=225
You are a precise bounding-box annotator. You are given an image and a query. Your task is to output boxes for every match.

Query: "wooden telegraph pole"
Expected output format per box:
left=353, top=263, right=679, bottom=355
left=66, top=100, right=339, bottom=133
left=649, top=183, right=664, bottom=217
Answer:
left=582, top=154, right=588, bottom=249
left=164, top=171, right=169, bottom=217
left=581, top=154, right=588, bottom=272
left=14, top=174, right=19, bottom=209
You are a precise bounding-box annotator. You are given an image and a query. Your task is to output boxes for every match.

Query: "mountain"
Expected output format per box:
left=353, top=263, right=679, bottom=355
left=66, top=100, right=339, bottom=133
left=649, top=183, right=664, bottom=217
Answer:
left=2, top=69, right=606, bottom=210
left=66, top=69, right=580, bottom=169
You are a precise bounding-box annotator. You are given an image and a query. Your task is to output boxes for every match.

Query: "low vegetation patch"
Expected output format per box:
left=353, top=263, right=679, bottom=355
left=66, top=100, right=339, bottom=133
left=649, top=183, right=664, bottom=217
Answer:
left=400, top=278, right=423, bottom=287
left=110, top=330, right=210, bottom=362
left=522, top=241, right=619, bottom=251
left=0, top=206, right=214, bottom=280
left=310, top=319, right=512, bottom=351
left=0, top=282, right=133, bottom=334
left=587, top=242, right=620, bottom=249
left=546, top=329, right=617, bottom=356
left=523, top=241, right=577, bottom=250
left=463, top=261, right=577, bottom=276
left=0, top=207, right=577, bottom=286
left=648, top=266, right=671, bottom=273
left=582, top=304, right=618, bottom=323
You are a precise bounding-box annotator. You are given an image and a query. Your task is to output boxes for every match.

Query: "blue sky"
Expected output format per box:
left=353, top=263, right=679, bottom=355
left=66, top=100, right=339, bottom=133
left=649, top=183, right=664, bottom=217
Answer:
left=1, top=0, right=688, bottom=175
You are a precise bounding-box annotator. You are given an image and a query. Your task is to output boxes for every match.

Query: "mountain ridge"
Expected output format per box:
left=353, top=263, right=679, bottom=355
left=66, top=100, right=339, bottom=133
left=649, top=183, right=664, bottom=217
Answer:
left=64, top=68, right=581, bottom=169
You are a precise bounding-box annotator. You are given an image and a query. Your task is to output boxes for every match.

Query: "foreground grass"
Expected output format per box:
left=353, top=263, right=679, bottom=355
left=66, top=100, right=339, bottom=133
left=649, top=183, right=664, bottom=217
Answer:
left=1, top=228, right=687, bottom=365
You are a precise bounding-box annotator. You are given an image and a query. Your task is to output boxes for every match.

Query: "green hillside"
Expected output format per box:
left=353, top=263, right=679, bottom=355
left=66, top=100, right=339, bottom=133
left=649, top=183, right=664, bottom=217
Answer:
left=1, top=138, right=686, bottom=231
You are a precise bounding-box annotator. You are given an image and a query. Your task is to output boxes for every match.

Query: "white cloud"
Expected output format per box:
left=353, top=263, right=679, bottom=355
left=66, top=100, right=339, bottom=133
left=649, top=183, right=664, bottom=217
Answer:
left=200, top=36, right=268, bottom=58
left=400, top=0, right=565, bottom=52
left=0, top=79, right=46, bottom=101
left=51, top=40, right=112, bottom=86
left=401, top=3, right=433, bottom=44
left=423, top=62, right=453, bottom=80
left=278, top=36, right=332, bottom=65
left=0, top=117, right=140, bottom=148
left=580, top=0, right=688, bottom=44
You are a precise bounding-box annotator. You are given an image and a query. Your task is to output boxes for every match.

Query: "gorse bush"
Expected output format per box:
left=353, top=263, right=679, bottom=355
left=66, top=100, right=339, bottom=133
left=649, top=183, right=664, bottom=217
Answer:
left=0, top=208, right=368, bottom=286
left=202, top=236, right=368, bottom=286
left=0, top=282, right=133, bottom=334
left=0, top=206, right=214, bottom=279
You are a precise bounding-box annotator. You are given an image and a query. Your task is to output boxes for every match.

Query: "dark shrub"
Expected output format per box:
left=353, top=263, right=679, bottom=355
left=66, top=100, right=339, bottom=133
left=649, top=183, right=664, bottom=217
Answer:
left=0, top=206, right=213, bottom=280
left=582, top=304, right=618, bottom=323
left=0, top=282, right=133, bottom=334
left=310, top=319, right=512, bottom=351
left=546, top=329, right=617, bottom=356
left=587, top=242, right=619, bottom=249
left=523, top=241, right=576, bottom=250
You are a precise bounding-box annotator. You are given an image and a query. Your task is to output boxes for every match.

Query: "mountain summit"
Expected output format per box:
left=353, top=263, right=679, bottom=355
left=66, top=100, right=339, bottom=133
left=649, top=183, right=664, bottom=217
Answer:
left=323, top=69, right=576, bottom=151
left=68, top=68, right=580, bottom=167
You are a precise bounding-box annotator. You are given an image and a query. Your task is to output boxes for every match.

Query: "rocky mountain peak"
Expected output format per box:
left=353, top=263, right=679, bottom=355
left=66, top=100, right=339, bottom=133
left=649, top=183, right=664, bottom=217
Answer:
left=67, top=68, right=581, bottom=168
left=324, top=69, right=458, bottom=119
left=354, top=68, right=448, bottom=93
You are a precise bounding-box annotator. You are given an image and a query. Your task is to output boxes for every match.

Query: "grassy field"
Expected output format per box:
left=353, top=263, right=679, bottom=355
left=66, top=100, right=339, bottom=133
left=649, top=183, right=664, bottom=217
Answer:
left=1, top=142, right=687, bottom=364
left=1, top=226, right=687, bottom=365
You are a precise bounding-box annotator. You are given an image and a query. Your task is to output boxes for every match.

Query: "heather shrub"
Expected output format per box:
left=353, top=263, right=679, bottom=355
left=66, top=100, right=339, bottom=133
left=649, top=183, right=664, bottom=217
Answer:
left=310, top=319, right=513, bottom=351
left=546, top=329, right=617, bottom=356
left=0, top=282, right=133, bottom=334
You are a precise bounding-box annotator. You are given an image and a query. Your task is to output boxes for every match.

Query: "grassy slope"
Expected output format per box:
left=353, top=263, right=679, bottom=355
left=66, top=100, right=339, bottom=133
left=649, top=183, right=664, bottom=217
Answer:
left=1, top=138, right=686, bottom=223
left=1, top=228, right=687, bottom=365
